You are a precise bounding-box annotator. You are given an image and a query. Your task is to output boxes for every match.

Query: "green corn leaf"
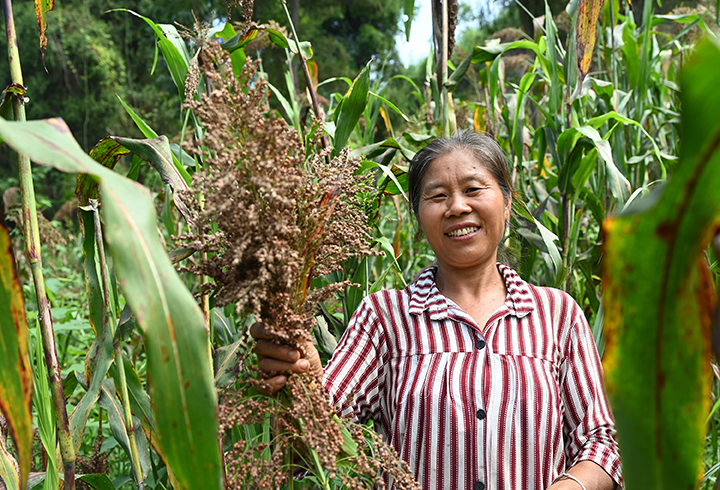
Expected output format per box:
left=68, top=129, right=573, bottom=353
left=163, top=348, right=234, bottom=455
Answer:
left=403, top=0, right=415, bottom=41
left=0, top=117, right=223, bottom=490
left=109, top=353, right=157, bottom=436
left=333, top=59, right=372, bottom=157
left=444, top=50, right=473, bottom=92
left=112, top=136, right=193, bottom=222
left=369, top=91, right=411, bottom=122
left=267, top=28, right=290, bottom=49
left=114, top=99, right=193, bottom=185
left=288, top=41, right=314, bottom=60
left=213, top=339, right=246, bottom=389
left=0, top=221, right=32, bottom=490
left=76, top=474, right=116, bottom=490
left=575, top=125, right=630, bottom=201
left=602, top=39, right=720, bottom=490
left=67, top=209, right=114, bottom=455
left=116, top=96, right=158, bottom=139
left=98, top=378, right=151, bottom=480
left=114, top=10, right=189, bottom=101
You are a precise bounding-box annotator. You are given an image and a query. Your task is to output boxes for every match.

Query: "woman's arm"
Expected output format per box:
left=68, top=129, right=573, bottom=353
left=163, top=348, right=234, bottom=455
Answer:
left=547, top=461, right=617, bottom=490
left=250, top=322, right=324, bottom=394
left=558, top=299, right=623, bottom=488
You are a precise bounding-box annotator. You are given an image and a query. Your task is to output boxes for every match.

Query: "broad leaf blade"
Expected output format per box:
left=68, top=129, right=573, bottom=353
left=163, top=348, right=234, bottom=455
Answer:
left=0, top=221, right=32, bottom=490
left=332, top=60, right=371, bottom=157
left=0, top=117, right=223, bottom=490
left=112, top=136, right=193, bottom=223
left=602, top=39, right=720, bottom=490
left=213, top=340, right=246, bottom=389
left=98, top=379, right=151, bottom=480
left=67, top=209, right=114, bottom=455
left=76, top=474, right=116, bottom=490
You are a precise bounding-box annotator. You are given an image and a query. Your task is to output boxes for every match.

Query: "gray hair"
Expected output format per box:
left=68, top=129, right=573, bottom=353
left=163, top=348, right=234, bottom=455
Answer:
left=407, top=130, right=513, bottom=221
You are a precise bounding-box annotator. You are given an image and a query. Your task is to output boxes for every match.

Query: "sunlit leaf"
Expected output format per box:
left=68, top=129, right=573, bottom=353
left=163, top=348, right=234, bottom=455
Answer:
left=575, top=0, right=604, bottom=76
left=332, top=59, right=371, bottom=157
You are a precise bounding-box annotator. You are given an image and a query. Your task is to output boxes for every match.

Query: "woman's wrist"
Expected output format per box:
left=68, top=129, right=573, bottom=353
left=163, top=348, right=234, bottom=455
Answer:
left=551, top=473, right=587, bottom=490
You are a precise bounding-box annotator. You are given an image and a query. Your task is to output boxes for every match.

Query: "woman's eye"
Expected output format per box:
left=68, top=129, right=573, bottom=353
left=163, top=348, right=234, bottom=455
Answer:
left=466, top=187, right=481, bottom=194
left=431, top=193, right=446, bottom=200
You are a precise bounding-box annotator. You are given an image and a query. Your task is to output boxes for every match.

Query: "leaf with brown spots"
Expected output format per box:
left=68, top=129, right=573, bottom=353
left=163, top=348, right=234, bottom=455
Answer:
left=602, top=40, right=720, bottom=489
left=34, top=0, right=54, bottom=59
left=575, top=0, right=603, bottom=77
left=0, top=221, right=32, bottom=490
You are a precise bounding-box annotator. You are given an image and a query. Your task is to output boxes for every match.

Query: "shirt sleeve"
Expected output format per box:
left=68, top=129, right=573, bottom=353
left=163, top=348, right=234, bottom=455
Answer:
left=322, top=295, right=385, bottom=424
left=561, top=301, right=623, bottom=487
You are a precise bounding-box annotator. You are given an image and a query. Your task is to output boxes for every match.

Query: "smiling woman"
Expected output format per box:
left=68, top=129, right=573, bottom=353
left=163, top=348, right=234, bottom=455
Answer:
left=252, top=130, right=623, bottom=490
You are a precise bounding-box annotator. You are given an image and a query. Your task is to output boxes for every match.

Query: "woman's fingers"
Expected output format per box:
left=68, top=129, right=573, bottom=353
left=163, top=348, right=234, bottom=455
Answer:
left=257, top=375, right=288, bottom=395
left=250, top=321, right=324, bottom=380
left=250, top=322, right=273, bottom=340
left=254, top=338, right=300, bottom=363
left=257, top=355, right=309, bottom=375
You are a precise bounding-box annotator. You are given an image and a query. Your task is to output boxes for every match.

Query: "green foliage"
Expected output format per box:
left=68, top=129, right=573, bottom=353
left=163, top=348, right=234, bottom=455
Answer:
left=0, top=0, right=719, bottom=488
left=603, top=38, right=720, bottom=490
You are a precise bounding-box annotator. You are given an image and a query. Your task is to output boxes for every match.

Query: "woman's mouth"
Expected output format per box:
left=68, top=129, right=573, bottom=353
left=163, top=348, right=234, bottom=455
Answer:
left=446, top=226, right=480, bottom=238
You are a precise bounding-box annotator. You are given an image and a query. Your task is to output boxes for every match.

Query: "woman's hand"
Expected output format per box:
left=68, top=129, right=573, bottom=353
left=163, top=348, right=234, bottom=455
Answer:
left=250, top=322, right=324, bottom=395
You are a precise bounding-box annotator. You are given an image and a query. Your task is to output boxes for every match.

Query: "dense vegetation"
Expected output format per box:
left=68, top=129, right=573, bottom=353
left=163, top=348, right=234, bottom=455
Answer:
left=0, top=0, right=719, bottom=489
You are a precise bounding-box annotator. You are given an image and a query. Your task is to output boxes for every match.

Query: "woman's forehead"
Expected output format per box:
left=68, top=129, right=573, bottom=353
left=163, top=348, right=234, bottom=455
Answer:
left=422, top=151, right=493, bottom=185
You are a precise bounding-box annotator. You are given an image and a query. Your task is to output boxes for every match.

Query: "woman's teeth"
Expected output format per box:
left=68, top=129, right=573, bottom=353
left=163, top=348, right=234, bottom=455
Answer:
left=447, top=227, right=479, bottom=237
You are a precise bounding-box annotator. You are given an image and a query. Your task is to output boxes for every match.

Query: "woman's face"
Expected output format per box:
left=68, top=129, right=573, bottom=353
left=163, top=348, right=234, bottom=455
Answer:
left=417, top=149, right=511, bottom=273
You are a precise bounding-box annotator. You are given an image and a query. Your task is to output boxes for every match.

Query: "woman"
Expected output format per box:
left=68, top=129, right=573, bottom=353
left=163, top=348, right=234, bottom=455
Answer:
left=252, top=130, right=622, bottom=490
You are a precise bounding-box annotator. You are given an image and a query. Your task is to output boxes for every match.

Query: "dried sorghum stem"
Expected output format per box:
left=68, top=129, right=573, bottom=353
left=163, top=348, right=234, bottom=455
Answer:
left=2, top=0, right=76, bottom=487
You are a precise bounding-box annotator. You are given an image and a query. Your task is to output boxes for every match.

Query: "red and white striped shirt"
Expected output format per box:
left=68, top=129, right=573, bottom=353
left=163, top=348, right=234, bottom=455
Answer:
left=324, top=264, right=622, bottom=490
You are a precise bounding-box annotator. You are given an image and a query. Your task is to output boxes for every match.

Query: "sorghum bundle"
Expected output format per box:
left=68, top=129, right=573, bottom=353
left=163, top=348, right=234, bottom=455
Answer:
left=181, top=41, right=418, bottom=489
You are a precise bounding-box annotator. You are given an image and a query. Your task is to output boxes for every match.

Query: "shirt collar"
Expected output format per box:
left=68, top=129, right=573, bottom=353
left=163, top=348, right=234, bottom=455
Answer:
left=407, top=263, right=535, bottom=320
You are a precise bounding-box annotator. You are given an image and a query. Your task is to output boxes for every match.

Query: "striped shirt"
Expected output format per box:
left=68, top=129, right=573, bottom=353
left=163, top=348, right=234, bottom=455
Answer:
left=324, top=264, right=622, bottom=490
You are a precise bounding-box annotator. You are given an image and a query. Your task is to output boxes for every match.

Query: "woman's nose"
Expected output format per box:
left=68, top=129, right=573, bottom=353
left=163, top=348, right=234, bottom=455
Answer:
left=445, top=194, right=472, bottom=216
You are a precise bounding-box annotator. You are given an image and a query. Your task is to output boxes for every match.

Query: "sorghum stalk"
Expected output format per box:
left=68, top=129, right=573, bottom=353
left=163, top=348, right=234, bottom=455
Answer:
left=1, top=1, right=76, bottom=487
left=281, top=0, right=331, bottom=163
left=90, top=201, right=144, bottom=490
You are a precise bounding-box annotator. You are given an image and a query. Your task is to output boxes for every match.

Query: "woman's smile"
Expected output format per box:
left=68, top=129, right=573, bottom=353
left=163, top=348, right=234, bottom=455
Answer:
left=418, top=149, right=511, bottom=272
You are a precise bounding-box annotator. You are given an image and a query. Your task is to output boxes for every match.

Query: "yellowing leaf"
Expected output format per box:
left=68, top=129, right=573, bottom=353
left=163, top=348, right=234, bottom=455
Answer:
left=602, top=39, right=720, bottom=490
left=575, top=0, right=603, bottom=76
left=0, top=221, right=32, bottom=490
left=34, top=0, right=55, bottom=59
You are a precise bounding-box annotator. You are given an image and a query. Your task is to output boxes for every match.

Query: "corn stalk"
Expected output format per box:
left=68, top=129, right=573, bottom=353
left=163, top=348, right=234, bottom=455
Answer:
left=0, top=0, right=76, bottom=488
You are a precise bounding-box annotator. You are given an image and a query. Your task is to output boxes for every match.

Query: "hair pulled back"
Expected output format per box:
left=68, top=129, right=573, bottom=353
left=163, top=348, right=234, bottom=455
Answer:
left=407, top=130, right=513, bottom=222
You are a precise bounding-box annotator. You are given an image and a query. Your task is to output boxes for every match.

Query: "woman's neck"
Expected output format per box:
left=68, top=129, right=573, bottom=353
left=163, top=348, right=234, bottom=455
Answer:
left=434, top=260, right=508, bottom=327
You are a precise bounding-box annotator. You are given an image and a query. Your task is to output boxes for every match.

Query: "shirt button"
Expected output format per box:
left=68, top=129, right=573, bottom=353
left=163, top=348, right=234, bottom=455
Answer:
left=476, top=409, right=486, bottom=420
left=474, top=482, right=485, bottom=490
left=475, top=339, right=486, bottom=350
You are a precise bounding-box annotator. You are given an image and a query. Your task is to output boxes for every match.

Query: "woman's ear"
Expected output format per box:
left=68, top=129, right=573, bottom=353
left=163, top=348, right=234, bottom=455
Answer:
left=503, top=195, right=512, bottom=222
